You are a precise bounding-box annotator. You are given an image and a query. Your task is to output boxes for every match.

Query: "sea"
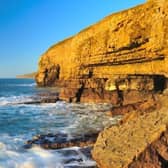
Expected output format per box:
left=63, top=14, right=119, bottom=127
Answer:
left=0, top=78, right=120, bottom=168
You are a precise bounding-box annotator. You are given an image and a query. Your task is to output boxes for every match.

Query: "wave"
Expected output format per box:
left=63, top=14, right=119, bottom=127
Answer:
left=6, top=83, right=36, bottom=87
left=0, top=138, right=96, bottom=168
left=17, top=83, right=36, bottom=87
left=0, top=96, right=35, bottom=106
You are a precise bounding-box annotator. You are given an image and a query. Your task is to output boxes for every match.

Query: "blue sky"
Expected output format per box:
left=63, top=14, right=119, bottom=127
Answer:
left=0, top=0, right=145, bottom=78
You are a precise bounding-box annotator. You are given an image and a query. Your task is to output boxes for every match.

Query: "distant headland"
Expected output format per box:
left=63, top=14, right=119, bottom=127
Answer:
left=16, top=72, right=36, bottom=79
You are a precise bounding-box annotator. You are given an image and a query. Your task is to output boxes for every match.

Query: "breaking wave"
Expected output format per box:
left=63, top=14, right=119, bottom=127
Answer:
left=0, top=79, right=121, bottom=167
left=0, top=96, right=35, bottom=106
left=4, top=83, right=36, bottom=87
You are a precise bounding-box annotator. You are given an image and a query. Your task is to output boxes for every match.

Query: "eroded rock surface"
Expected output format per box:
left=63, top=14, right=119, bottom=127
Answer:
left=34, top=1, right=168, bottom=167
left=24, top=132, right=98, bottom=149
left=36, top=0, right=168, bottom=106
left=92, top=94, right=168, bottom=168
left=129, top=129, right=168, bottom=168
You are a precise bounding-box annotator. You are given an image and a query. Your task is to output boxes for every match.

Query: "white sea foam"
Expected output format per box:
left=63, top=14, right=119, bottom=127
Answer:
left=5, top=83, right=36, bottom=87
left=0, top=79, right=118, bottom=167
left=0, top=144, right=95, bottom=168
left=30, top=146, right=54, bottom=158
left=0, top=86, right=119, bottom=167
left=0, top=96, right=34, bottom=106
left=19, top=161, right=36, bottom=168
left=18, top=83, right=36, bottom=87
left=65, top=160, right=96, bottom=167
left=0, top=139, right=63, bottom=168
left=0, top=142, right=6, bottom=150
left=0, top=148, right=64, bottom=168
left=16, top=83, right=36, bottom=87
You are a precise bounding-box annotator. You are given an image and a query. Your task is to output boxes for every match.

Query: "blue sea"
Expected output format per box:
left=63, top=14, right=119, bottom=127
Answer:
left=0, top=79, right=119, bottom=168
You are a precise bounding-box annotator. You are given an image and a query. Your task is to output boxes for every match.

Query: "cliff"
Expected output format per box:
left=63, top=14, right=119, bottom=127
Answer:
left=36, top=0, right=168, bottom=104
left=35, top=0, right=168, bottom=167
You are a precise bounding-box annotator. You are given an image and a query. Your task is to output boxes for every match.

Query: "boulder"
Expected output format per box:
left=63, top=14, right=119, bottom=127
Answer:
left=92, top=95, right=168, bottom=168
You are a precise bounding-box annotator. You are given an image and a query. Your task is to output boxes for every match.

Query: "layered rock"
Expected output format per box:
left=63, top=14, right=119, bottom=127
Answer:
left=92, top=94, right=168, bottom=168
left=34, top=0, right=168, bottom=167
left=36, top=0, right=168, bottom=106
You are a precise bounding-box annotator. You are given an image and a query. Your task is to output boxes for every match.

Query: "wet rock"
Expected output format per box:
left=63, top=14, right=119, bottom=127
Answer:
left=40, top=96, right=59, bottom=103
left=16, top=92, right=59, bottom=105
left=64, top=166, right=97, bottom=168
left=24, top=132, right=99, bottom=149
left=16, top=98, right=59, bottom=105
left=37, top=92, right=59, bottom=103
left=60, top=147, right=92, bottom=164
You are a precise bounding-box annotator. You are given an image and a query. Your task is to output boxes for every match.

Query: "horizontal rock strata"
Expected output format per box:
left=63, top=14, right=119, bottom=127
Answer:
left=36, top=0, right=168, bottom=107
left=34, top=0, right=168, bottom=167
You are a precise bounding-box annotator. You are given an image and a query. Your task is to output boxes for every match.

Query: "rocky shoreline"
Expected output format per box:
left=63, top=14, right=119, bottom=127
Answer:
left=92, top=92, right=168, bottom=168
left=22, top=90, right=168, bottom=168
left=24, top=132, right=99, bottom=150
left=33, top=0, right=168, bottom=167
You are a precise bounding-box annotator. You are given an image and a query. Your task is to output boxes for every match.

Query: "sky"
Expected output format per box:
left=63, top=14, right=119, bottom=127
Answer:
left=0, top=0, right=146, bottom=78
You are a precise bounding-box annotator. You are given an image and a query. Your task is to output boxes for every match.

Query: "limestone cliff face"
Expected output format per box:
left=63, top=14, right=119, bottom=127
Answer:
left=36, top=0, right=168, bottom=103
left=35, top=1, right=168, bottom=167
left=36, top=37, right=73, bottom=86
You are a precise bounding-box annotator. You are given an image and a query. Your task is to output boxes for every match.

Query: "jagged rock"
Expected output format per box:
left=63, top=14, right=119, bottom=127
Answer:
left=60, top=147, right=97, bottom=168
left=109, top=95, right=158, bottom=116
left=36, top=64, right=60, bottom=86
left=92, top=94, right=168, bottom=168
left=24, top=132, right=98, bottom=149
left=128, top=129, right=168, bottom=168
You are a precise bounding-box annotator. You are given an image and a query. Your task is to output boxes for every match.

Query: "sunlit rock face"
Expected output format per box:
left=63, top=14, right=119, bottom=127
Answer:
left=36, top=0, right=168, bottom=103
left=92, top=93, right=168, bottom=168
left=35, top=1, right=168, bottom=167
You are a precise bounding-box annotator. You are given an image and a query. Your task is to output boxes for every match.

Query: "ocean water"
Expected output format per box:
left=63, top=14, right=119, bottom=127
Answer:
left=0, top=79, right=120, bottom=168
